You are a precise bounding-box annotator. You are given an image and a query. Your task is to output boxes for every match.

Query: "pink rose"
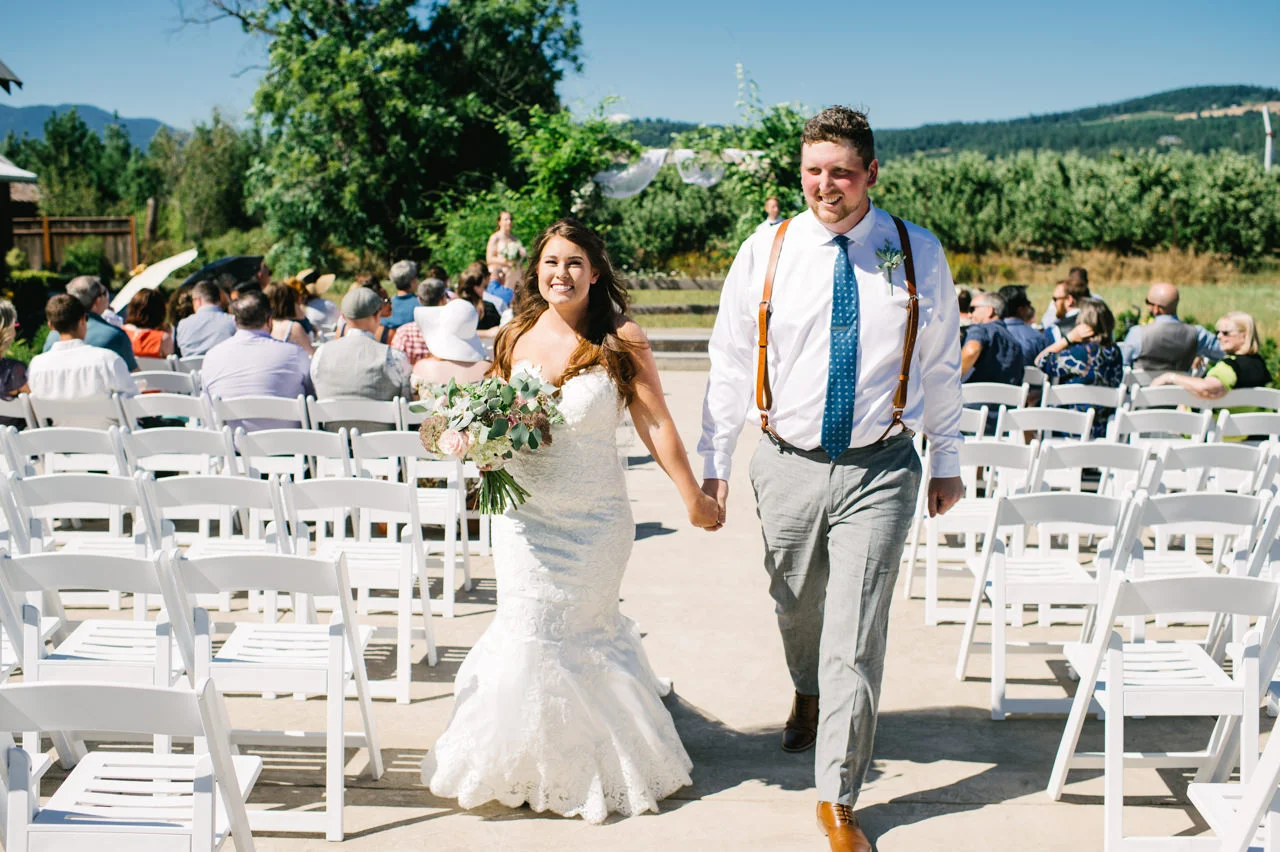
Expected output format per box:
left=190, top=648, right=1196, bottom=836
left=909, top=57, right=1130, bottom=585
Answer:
left=438, top=429, right=472, bottom=459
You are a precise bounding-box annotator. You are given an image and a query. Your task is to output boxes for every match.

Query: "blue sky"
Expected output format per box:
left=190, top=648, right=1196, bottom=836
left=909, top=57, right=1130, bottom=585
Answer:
left=2, top=0, right=1278, bottom=131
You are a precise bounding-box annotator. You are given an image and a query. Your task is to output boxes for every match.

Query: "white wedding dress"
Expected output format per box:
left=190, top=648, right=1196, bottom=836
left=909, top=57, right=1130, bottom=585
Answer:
left=421, top=364, right=692, bottom=823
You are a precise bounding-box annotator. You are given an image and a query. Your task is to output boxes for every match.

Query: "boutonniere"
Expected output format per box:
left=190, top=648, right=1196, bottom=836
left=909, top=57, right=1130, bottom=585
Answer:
left=875, top=240, right=905, bottom=294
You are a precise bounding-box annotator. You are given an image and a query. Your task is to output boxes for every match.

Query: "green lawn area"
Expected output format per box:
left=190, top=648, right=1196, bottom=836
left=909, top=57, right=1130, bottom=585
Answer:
left=629, top=289, right=723, bottom=305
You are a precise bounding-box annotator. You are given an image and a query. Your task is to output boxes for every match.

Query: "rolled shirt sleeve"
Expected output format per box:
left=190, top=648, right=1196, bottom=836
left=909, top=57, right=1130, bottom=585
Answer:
left=1118, top=325, right=1142, bottom=366
left=1196, top=325, right=1224, bottom=361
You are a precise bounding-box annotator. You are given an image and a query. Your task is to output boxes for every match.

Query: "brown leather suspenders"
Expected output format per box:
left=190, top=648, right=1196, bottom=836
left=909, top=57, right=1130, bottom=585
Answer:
left=755, top=214, right=920, bottom=445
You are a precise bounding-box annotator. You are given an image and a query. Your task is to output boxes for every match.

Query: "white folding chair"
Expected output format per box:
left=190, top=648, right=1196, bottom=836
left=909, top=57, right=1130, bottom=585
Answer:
left=954, top=492, right=1131, bottom=719
left=0, top=425, right=127, bottom=476
left=25, top=395, right=128, bottom=428
left=163, top=551, right=382, bottom=841
left=0, top=393, right=36, bottom=429
left=994, top=406, right=1095, bottom=446
left=306, top=397, right=403, bottom=433
left=1028, top=441, right=1157, bottom=496
left=350, top=429, right=472, bottom=610
left=283, top=478, right=438, bottom=703
left=1023, top=365, right=1046, bottom=388
left=176, top=355, right=204, bottom=374
left=1159, top=443, right=1280, bottom=496
left=210, top=394, right=309, bottom=431
left=0, top=680, right=259, bottom=852
left=121, top=426, right=239, bottom=478
left=1047, top=573, right=1280, bottom=850
left=234, top=426, right=351, bottom=480
left=461, top=461, right=491, bottom=557
left=1041, top=382, right=1126, bottom=411
left=133, top=370, right=199, bottom=395
left=1187, top=716, right=1280, bottom=852
left=134, top=355, right=175, bottom=372
left=1129, top=384, right=1217, bottom=411
left=0, top=550, right=184, bottom=769
left=961, top=382, right=1029, bottom=435
left=956, top=405, right=990, bottom=437
left=1134, top=491, right=1267, bottom=584
left=120, top=392, right=217, bottom=430
left=1109, top=408, right=1213, bottom=455
left=1218, top=387, right=1280, bottom=412
left=903, top=440, right=1037, bottom=624
left=1217, top=410, right=1280, bottom=445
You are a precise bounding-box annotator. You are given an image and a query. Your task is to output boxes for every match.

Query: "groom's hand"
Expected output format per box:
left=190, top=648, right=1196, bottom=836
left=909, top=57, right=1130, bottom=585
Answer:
left=927, top=476, right=963, bottom=518
left=701, top=478, right=728, bottom=531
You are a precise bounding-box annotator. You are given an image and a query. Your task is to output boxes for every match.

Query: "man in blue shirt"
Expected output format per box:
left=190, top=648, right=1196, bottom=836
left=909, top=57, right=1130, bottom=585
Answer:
left=381, top=260, right=420, bottom=330
left=175, top=281, right=238, bottom=357
left=42, top=275, right=137, bottom=371
left=485, top=265, right=514, bottom=312
left=997, top=285, right=1047, bottom=367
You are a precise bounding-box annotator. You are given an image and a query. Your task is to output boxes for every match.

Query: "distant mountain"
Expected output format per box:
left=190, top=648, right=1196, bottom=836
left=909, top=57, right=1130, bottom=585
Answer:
left=0, top=103, right=171, bottom=149
left=621, top=85, right=1280, bottom=160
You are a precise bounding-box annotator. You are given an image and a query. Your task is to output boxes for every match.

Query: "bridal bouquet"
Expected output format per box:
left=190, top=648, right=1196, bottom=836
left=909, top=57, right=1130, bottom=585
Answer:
left=412, top=369, right=564, bottom=514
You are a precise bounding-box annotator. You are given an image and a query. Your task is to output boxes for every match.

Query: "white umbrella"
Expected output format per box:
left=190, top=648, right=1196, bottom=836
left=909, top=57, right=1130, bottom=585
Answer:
left=110, top=249, right=199, bottom=312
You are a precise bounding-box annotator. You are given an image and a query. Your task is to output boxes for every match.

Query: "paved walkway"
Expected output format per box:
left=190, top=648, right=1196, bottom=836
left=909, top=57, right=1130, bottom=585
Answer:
left=58, top=370, right=1239, bottom=851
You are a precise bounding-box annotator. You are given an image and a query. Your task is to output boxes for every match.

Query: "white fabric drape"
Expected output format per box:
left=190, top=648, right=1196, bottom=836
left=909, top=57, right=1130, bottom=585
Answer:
left=594, top=149, right=669, bottom=199
left=672, top=149, right=725, bottom=188
left=592, top=148, right=764, bottom=198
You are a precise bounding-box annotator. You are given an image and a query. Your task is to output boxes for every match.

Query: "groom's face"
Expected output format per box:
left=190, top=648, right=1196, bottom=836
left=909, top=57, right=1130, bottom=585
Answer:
left=801, top=140, right=878, bottom=233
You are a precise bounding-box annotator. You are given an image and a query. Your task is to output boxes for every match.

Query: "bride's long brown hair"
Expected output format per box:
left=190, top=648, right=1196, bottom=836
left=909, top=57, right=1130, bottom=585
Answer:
left=491, top=218, right=639, bottom=404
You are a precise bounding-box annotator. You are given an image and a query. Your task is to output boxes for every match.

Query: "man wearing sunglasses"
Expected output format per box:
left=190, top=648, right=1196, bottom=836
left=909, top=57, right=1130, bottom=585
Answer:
left=1118, top=281, right=1222, bottom=372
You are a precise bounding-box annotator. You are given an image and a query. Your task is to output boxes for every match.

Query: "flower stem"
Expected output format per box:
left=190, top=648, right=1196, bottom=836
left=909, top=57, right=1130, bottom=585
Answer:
left=478, top=469, right=532, bottom=515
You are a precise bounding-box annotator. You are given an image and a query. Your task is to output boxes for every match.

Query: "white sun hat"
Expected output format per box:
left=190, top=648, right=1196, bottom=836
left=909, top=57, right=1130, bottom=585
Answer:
left=417, top=299, right=488, bottom=363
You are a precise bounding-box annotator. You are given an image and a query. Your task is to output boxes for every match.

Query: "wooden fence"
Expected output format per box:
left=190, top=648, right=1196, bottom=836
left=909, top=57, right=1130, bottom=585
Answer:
left=11, top=216, right=137, bottom=273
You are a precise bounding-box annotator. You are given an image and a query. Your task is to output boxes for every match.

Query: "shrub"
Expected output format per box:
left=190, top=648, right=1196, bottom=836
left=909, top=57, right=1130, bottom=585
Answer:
left=59, top=236, right=114, bottom=285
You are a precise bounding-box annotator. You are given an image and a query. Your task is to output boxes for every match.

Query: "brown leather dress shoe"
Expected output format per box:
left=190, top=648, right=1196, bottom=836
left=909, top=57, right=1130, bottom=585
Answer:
left=781, top=692, right=819, bottom=752
left=816, top=801, right=872, bottom=852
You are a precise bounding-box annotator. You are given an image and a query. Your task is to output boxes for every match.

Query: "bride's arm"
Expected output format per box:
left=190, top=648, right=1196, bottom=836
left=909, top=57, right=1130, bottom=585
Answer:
left=619, top=321, right=721, bottom=529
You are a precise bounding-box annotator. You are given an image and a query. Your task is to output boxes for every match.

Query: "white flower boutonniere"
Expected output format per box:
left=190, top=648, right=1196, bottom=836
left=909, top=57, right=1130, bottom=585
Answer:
left=875, top=240, right=905, bottom=294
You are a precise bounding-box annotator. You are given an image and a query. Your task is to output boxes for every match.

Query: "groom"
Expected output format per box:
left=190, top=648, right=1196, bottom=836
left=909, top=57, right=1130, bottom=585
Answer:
left=699, top=106, right=964, bottom=852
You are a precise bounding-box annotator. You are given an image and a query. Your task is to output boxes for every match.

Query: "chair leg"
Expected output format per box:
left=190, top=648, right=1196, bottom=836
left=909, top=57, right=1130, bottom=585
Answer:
left=1047, top=650, right=1103, bottom=800
left=902, top=505, right=923, bottom=600
left=990, top=581, right=1006, bottom=721
left=925, top=520, right=940, bottom=626
left=397, top=570, right=412, bottom=704
left=1103, top=667, right=1125, bottom=849
left=955, top=565, right=987, bottom=681
left=326, top=657, right=345, bottom=841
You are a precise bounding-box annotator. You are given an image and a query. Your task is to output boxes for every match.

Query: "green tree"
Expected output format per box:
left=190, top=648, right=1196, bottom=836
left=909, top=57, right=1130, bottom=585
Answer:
left=174, top=110, right=258, bottom=240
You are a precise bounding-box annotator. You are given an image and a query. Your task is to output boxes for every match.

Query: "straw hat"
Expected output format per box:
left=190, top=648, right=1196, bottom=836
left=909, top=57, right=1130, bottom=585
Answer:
left=417, top=300, right=488, bottom=363
left=306, top=273, right=336, bottom=297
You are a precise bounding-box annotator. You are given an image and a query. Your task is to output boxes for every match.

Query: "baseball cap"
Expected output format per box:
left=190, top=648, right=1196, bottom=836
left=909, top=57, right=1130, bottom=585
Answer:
left=342, top=287, right=383, bottom=320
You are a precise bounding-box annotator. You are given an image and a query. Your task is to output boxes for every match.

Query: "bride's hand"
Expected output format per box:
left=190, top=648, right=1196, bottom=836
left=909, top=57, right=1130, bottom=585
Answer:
left=687, top=493, right=721, bottom=529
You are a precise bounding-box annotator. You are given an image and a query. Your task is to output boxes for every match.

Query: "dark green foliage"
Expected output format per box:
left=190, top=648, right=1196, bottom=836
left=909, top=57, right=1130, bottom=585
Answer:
left=59, top=236, right=114, bottom=285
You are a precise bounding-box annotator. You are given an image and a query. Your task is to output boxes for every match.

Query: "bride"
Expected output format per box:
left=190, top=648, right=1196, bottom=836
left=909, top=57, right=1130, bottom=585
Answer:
left=421, top=218, right=721, bottom=823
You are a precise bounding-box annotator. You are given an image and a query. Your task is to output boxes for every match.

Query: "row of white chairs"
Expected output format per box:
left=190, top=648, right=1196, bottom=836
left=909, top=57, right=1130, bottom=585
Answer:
left=0, top=548, right=378, bottom=843
left=0, top=470, right=443, bottom=705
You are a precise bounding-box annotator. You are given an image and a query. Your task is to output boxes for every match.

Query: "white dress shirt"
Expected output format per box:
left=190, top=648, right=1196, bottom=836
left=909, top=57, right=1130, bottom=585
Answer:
left=28, top=339, right=138, bottom=427
left=699, top=205, right=963, bottom=480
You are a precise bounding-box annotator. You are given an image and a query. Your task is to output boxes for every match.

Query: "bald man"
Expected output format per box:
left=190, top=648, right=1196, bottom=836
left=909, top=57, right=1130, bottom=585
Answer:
left=1118, top=282, right=1222, bottom=372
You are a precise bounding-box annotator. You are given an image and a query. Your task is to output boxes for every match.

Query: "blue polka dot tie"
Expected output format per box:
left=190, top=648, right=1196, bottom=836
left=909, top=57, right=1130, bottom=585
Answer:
left=821, top=234, right=858, bottom=460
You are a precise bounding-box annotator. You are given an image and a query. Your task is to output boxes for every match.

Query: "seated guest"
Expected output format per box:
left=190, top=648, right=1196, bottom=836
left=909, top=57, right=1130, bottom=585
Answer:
left=176, top=280, right=238, bottom=357
left=301, top=271, right=339, bottom=331
left=456, top=262, right=501, bottom=333
left=382, top=260, right=421, bottom=330
left=392, top=278, right=448, bottom=367
left=1041, top=266, right=1088, bottom=330
left=336, top=276, right=396, bottom=344
left=28, top=294, right=137, bottom=427
left=264, top=283, right=315, bottom=355
left=1036, top=297, right=1123, bottom=438
left=411, top=298, right=492, bottom=387
left=42, top=275, right=138, bottom=371
left=1152, top=311, right=1271, bottom=402
left=0, top=300, right=31, bottom=428
left=956, top=287, right=974, bottom=330
left=1044, top=273, right=1093, bottom=344
left=485, top=265, right=514, bottom=312
left=1118, top=282, right=1221, bottom=371
left=122, top=289, right=175, bottom=359
left=200, top=290, right=314, bottom=431
left=311, top=287, right=412, bottom=403
left=961, top=291, right=1025, bottom=385
left=167, top=283, right=196, bottom=331
left=998, top=284, right=1046, bottom=368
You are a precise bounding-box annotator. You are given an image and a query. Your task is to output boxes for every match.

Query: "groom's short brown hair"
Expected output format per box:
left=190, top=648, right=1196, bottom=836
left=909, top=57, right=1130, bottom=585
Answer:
left=802, top=106, right=875, bottom=169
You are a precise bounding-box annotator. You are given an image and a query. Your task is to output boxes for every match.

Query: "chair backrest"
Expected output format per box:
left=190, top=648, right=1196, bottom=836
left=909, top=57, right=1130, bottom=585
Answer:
left=1121, top=367, right=1162, bottom=389
left=349, top=429, right=460, bottom=479
left=120, top=392, right=217, bottom=430
left=284, top=476, right=422, bottom=544
left=398, top=396, right=426, bottom=429
left=234, top=426, right=351, bottom=479
left=1109, top=408, right=1212, bottom=444
left=1, top=425, right=127, bottom=475
left=210, top=394, right=309, bottom=429
left=1160, top=443, right=1276, bottom=494
left=144, top=473, right=286, bottom=533
left=122, top=426, right=238, bottom=476
left=954, top=439, right=1038, bottom=499
left=134, top=356, right=175, bottom=372
left=1028, top=442, right=1156, bottom=494
left=0, top=550, right=168, bottom=600
left=1216, top=410, right=1280, bottom=443
left=176, top=355, right=204, bottom=374
left=1217, top=387, right=1280, bottom=412
left=961, top=382, right=1029, bottom=410
left=0, top=394, right=36, bottom=429
left=1128, top=385, right=1214, bottom=411
left=1022, top=366, right=1046, bottom=388
left=3, top=471, right=156, bottom=550
left=1135, top=490, right=1267, bottom=542
left=0, top=679, right=254, bottom=849
left=171, top=551, right=349, bottom=600
left=133, top=370, right=199, bottom=395
left=1111, top=574, right=1280, bottom=620
left=26, top=394, right=126, bottom=428
left=306, top=397, right=403, bottom=432
left=1041, top=383, right=1126, bottom=411
left=995, top=407, right=1094, bottom=443
left=956, top=406, right=989, bottom=438
left=991, top=491, right=1127, bottom=532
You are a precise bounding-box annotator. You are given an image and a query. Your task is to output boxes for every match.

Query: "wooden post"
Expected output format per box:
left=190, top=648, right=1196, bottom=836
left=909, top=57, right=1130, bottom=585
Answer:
left=128, top=213, right=138, bottom=270
left=40, top=215, right=51, bottom=271
left=144, top=197, right=157, bottom=252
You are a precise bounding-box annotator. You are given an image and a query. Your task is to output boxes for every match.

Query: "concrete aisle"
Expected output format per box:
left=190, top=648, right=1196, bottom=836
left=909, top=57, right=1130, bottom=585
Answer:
left=75, top=370, right=1230, bottom=851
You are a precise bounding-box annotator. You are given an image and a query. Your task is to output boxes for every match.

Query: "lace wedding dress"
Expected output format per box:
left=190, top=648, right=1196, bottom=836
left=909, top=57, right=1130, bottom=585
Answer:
left=421, top=364, right=692, bottom=823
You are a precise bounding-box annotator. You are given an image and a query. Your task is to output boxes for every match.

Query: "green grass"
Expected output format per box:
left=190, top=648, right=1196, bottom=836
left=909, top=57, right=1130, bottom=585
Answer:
left=634, top=313, right=718, bottom=329
left=629, top=289, right=722, bottom=305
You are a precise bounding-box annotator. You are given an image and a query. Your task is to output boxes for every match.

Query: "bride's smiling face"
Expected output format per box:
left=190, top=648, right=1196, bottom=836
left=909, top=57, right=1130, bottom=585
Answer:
left=537, top=235, right=598, bottom=310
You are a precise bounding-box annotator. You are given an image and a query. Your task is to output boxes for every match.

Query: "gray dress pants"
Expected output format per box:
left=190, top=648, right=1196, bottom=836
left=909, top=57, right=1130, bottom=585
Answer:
left=749, top=431, right=921, bottom=805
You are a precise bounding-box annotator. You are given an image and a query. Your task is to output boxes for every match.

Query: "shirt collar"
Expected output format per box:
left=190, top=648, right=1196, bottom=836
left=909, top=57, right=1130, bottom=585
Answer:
left=234, top=328, right=272, bottom=340
left=197, top=304, right=224, bottom=314
left=346, top=327, right=375, bottom=340
left=50, top=339, right=86, bottom=351
left=1152, top=314, right=1180, bottom=324
left=793, top=204, right=881, bottom=248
